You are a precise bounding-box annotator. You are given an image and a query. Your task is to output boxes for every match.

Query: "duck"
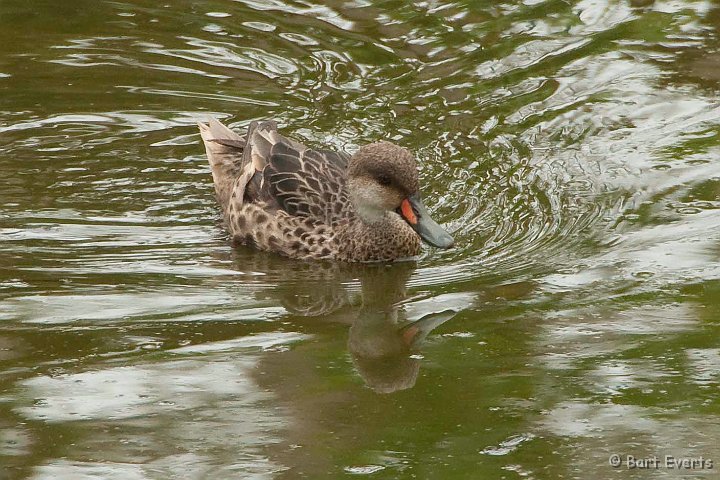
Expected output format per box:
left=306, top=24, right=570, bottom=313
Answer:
left=198, top=119, right=454, bottom=262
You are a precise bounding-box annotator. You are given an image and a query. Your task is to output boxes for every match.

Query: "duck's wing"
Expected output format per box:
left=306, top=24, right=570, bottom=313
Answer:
left=259, top=138, right=353, bottom=226
left=199, top=119, right=305, bottom=212
left=200, top=119, right=352, bottom=225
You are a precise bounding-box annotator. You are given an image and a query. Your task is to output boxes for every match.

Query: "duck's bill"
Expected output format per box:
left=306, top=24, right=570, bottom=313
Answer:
left=399, top=193, right=455, bottom=249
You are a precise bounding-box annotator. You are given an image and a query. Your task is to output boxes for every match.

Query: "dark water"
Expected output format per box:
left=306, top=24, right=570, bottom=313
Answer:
left=2, top=0, right=720, bottom=478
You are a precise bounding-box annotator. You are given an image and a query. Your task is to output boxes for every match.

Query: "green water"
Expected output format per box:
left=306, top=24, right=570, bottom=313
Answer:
left=2, top=0, right=720, bottom=478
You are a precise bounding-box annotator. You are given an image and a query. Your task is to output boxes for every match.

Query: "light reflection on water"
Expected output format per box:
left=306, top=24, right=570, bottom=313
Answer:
left=2, top=0, right=720, bottom=477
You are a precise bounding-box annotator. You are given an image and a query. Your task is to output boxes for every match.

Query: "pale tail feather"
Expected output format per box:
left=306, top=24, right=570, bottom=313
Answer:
left=198, top=118, right=252, bottom=212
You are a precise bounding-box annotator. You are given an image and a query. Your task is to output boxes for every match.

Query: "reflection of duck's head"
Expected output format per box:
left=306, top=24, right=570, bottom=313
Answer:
left=348, top=309, right=420, bottom=394
left=346, top=263, right=457, bottom=394
left=349, top=308, right=458, bottom=394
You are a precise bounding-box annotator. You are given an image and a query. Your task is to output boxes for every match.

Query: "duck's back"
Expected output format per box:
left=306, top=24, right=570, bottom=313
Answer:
left=199, top=119, right=354, bottom=259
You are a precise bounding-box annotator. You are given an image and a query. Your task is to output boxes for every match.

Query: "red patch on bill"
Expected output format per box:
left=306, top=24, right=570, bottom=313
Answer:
left=400, top=199, right=417, bottom=225
left=402, top=325, right=419, bottom=345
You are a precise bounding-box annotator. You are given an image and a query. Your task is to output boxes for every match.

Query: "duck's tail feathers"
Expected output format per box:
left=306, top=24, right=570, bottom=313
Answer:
left=198, top=118, right=252, bottom=211
left=242, top=120, right=281, bottom=173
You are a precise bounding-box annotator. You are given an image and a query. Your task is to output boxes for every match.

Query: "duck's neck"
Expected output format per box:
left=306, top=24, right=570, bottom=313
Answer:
left=339, top=210, right=421, bottom=262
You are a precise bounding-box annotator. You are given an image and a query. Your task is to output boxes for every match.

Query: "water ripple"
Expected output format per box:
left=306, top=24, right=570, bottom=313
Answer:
left=4, top=0, right=720, bottom=477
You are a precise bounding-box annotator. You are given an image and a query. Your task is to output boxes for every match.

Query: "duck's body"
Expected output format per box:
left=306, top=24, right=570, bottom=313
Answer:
left=198, top=119, right=452, bottom=262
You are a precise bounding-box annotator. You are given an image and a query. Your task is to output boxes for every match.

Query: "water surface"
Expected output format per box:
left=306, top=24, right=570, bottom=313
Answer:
left=2, top=0, right=720, bottom=478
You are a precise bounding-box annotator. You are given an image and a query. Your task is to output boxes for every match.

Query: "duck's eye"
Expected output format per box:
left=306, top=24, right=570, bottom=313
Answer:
left=377, top=174, right=392, bottom=186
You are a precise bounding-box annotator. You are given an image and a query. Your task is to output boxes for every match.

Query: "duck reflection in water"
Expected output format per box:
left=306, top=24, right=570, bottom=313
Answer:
left=231, top=251, right=461, bottom=393
left=346, top=264, right=457, bottom=393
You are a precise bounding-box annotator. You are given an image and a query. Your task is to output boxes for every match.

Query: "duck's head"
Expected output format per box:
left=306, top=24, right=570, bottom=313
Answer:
left=347, top=141, right=454, bottom=249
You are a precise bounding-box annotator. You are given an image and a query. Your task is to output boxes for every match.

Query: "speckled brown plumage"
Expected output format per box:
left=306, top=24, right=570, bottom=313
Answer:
left=198, top=119, right=437, bottom=262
